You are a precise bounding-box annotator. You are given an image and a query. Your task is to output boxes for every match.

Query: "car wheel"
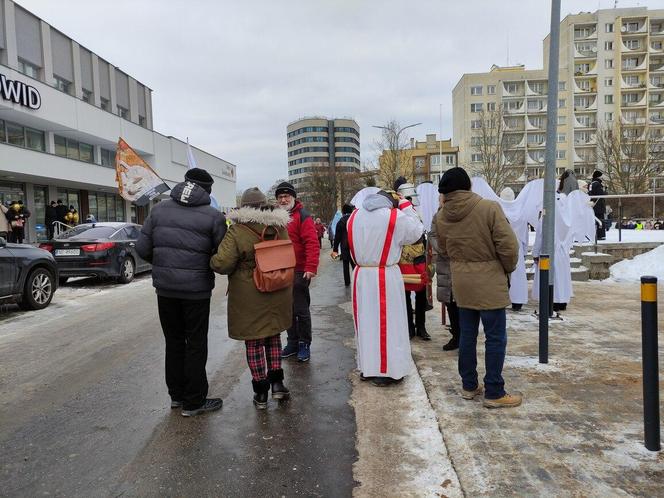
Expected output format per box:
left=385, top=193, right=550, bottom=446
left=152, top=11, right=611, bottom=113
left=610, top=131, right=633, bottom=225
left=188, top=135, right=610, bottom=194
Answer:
left=19, top=268, right=55, bottom=310
left=118, top=257, right=135, bottom=284
left=59, top=277, right=68, bottom=286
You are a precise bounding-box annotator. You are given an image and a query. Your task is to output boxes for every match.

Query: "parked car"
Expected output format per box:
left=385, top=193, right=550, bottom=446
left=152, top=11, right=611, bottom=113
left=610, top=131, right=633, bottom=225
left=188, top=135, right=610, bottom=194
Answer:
left=39, top=222, right=151, bottom=284
left=0, top=236, right=59, bottom=310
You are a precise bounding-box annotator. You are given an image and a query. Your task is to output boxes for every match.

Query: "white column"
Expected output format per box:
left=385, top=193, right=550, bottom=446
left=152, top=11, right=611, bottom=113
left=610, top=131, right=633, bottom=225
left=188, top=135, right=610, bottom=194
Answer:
left=108, top=64, right=117, bottom=114
left=128, top=76, right=139, bottom=124
left=145, top=87, right=154, bottom=130
left=71, top=40, right=83, bottom=99
left=39, top=21, right=54, bottom=86
left=90, top=53, right=101, bottom=107
left=2, top=0, right=18, bottom=68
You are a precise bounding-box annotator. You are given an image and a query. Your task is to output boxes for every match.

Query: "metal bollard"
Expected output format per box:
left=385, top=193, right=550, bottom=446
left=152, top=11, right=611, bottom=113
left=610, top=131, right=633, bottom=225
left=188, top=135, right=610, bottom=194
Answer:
left=539, top=255, right=550, bottom=364
left=641, top=276, right=660, bottom=452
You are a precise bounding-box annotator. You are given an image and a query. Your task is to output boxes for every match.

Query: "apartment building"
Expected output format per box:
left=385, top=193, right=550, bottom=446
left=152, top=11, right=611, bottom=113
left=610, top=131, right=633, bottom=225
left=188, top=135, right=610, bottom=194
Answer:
left=0, top=0, right=236, bottom=242
left=453, top=7, right=664, bottom=187
left=287, top=117, right=360, bottom=205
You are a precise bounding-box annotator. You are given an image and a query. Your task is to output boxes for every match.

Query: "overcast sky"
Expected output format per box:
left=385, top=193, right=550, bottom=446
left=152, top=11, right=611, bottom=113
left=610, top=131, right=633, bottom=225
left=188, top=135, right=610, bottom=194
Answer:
left=17, top=0, right=663, bottom=191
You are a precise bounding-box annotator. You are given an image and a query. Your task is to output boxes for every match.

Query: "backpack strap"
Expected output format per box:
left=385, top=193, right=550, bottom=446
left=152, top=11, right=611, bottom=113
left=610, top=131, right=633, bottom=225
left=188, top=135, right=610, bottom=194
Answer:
left=236, top=223, right=278, bottom=241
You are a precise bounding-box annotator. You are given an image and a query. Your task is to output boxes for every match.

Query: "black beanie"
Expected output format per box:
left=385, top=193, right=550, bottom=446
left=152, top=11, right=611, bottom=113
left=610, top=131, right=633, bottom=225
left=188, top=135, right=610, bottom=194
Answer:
left=438, top=167, right=471, bottom=194
left=393, top=176, right=408, bottom=192
left=185, top=168, right=214, bottom=193
left=592, top=170, right=603, bottom=180
left=342, top=203, right=354, bottom=215
left=275, top=181, right=297, bottom=198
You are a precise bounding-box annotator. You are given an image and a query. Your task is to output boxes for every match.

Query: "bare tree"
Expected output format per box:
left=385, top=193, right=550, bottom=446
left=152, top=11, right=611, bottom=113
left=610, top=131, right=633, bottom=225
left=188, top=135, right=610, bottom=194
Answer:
left=375, top=120, right=415, bottom=189
left=300, top=167, right=338, bottom=222
left=471, top=104, right=522, bottom=192
left=596, top=121, right=664, bottom=194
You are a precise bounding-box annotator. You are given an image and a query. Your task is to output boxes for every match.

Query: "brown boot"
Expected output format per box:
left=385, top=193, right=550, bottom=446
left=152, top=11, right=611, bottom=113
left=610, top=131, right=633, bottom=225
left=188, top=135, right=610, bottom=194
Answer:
left=461, top=385, right=483, bottom=400
left=483, top=392, right=523, bottom=409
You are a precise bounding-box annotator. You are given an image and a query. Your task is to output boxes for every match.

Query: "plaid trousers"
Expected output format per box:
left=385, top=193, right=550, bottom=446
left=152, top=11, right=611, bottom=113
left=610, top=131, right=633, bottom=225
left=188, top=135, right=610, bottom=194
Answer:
left=245, top=335, right=282, bottom=381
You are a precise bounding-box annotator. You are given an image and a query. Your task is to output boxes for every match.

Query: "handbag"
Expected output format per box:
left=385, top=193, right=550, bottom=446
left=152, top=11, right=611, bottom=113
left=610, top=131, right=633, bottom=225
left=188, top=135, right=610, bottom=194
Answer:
left=237, top=224, right=296, bottom=292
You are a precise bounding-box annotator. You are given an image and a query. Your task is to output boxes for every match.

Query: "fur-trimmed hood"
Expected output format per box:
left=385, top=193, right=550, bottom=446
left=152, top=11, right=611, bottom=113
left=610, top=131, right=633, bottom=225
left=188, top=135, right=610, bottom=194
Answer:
left=228, top=207, right=290, bottom=228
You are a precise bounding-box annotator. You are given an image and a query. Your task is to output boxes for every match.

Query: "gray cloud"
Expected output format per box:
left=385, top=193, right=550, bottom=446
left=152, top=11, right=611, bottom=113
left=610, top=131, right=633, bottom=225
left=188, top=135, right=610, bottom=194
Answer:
left=18, top=0, right=661, bottom=191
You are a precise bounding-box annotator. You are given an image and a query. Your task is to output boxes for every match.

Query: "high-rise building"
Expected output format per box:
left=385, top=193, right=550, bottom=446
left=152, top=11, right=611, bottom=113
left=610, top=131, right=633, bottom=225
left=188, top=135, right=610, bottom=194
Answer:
left=286, top=117, right=360, bottom=204
left=453, top=7, right=664, bottom=187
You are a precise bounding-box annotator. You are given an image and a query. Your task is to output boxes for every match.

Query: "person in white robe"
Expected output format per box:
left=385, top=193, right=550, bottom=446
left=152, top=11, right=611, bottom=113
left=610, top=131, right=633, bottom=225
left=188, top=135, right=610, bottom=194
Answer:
left=347, top=191, right=423, bottom=385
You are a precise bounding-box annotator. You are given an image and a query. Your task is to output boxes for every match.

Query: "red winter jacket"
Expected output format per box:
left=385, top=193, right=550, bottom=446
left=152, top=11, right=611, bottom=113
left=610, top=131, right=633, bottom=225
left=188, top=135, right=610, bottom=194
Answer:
left=314, top=222, right=325, bottom=238
left=287, top=201, right=320, bottom=274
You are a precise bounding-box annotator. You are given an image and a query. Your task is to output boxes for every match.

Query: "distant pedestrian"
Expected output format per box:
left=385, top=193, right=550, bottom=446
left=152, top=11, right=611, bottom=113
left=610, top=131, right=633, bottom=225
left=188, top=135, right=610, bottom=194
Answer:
left=211, top=187, right=292, bottom=409
left=0, top=201, right=10, bottom=241
left=429, top=205, right=459, bottom=351
left=275, top=181, right=320, bottom=362
left=435, top=167, right=522, bottom=408
left=314, top=217, right=325, bottom=248
left=349, top=190, right=423, bottom=386
left=55, top=199, right=68, bottom=225
left=136, top=168, right=227, bottom=417
left=45, top=201, right=57, bottom=239
left=65, top=206, right=79, bottom=226
left=7, top=200, right=30, bottom=244
left=331, top=203, right=355, bottom=286
left=589, top=170, right=606, bottom=241
left=85, top=214, right=97, bottom=223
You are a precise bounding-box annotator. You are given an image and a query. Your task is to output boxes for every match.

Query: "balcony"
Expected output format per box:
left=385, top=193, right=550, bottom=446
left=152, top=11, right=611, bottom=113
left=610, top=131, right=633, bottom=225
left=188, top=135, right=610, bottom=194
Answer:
left=574, top=26, right=597, bottom=40
left=502, top=83, right=525, bottom=97
left=649, top=77, right=664, bottom=89
left=650, top=42, right=664, bottom=54
left=526, top=81, right=547, bottom=96
left=621, top=40, right=647, bottom=53
left=504, top=102, right=525, bottom=114
left=622, top=93, right=647, bottom=107
left=526, top=99, right=547, bottom=114
left=621, top=76, right=646, bottom=89
left=574, top=44, right=598, bottom=59
left=651, top=23, right=664, bottom=36
left=574, top=149, right=597, bottom=163
left=574, top=96, right=597, bottom=111
left=526, top=116, right=546, bottom=130
left=621, top=22, right=647, bottom=34
left=650, top=62, right=664, bottom=73
left=574, top=78, right=597, bottom=93
left=526, top=133, right=546, bottom=147
left=574, top=133, right=596, bottom=146
left=526, top=151, right=546, bottom=164
left=503, top=117, right=525, bottom=132
left=622, top=58, right=647, bottom=71
left=649, top=113, right=664, bottom=124
left=621, top=113, right=647, bottom=125
left=574, top=115, right=597, bottom=129
left=574, top=63, right=596, bottom=77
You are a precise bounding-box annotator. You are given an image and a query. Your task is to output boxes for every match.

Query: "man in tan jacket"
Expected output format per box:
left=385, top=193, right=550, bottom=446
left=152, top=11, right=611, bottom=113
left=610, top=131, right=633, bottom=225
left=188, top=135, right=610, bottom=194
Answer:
left=435, top=167, right=522, bottom=409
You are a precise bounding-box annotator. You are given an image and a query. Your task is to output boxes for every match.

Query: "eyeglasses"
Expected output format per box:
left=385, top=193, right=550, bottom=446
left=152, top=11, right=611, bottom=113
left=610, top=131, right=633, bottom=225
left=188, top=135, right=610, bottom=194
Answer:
left=277, top=194, right=292, bottom=201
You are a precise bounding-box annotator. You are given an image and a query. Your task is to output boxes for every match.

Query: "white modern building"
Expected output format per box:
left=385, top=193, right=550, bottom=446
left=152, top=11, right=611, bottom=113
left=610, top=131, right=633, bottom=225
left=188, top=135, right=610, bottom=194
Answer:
left=0, top=0, right=236, bottom=242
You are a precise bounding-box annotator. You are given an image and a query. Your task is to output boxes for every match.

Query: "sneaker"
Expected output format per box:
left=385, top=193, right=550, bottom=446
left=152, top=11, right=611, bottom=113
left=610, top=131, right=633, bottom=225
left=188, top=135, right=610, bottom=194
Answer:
left=297, top=342, right=310, bottom=362
left=461, top=385, right=483, bottom=400
left=281, top=342, right=298, bottom=358
left=181, top=398, right=223, bottom=417
left=483, top=392, right=523, bottom=409
left=170, top=399, right=183, bottom=409
left=442, top=338, right=459, bottom=351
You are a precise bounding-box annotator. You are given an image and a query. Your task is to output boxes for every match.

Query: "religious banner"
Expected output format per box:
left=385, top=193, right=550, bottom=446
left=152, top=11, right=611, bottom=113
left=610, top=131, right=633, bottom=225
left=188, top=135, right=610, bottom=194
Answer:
left=115, top=138, right=169, bottom=206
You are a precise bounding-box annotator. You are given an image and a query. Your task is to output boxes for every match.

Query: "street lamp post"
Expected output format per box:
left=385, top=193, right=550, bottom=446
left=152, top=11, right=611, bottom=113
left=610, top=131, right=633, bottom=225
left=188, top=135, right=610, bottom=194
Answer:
left=373, top=122, right=422, bottom=179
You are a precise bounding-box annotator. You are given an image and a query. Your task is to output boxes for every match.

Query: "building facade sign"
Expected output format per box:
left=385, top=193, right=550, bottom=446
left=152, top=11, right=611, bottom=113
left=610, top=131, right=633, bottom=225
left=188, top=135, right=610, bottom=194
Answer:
left=0, top=73, right=42, bottom=110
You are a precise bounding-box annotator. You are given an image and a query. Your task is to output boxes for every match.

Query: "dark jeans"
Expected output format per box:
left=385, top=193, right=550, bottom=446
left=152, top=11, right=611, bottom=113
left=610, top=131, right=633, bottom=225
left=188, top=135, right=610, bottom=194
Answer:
left=458, top=308, right=507, bottom=400
left=287, top=272, right=312, bottom=345
left=446, top=300, right=460, bottom=341
left=46, top=221, right=55, bottom=240
left=157, top=296, right=211, bottom=410
left=405, top=289, right=427, bottom=333
left=342, top=257, right=355, bottom=287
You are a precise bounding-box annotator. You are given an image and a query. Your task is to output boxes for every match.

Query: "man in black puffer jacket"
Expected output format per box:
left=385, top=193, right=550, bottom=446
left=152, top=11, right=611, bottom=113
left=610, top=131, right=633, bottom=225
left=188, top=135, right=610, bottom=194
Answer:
left=137, top=168, right=227, bottom=417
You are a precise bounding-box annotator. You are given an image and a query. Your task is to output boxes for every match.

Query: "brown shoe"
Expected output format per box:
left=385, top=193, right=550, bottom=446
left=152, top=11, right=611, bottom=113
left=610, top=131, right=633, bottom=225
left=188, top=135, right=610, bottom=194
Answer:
left=461, top=385, right=483, bottom=400
left=483, top=392, right=523, bottom=409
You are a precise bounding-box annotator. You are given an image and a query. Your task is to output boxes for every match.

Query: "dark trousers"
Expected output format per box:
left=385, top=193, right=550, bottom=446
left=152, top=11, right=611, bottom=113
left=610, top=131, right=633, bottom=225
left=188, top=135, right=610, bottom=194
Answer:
left=446, top=300, right=460, bottom=341
left=342, top=257, right=356, bottom=287
left=10, top=227, right=24, bottom=244
left=46, top=221, right=55, bottom=240
left=157, top=296, right=210, bottom=410
left=287, top=272, right=312, bottom=345
left=405, top=289, right=427, bottom=334
left=595, top=221, right=606, bottom=240
left=458, top=308, right=507, bottom=400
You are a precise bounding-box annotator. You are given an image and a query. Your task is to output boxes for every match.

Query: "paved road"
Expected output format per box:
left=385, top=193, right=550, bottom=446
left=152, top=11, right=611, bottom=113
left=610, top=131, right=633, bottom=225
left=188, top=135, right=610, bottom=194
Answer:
left=0, top=256, right=358, bottom=497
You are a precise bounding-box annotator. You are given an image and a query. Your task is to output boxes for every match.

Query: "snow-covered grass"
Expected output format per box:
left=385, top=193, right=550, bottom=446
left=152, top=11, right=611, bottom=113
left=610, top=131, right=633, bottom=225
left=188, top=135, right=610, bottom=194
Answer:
left=528, top=227, right=664, bottom=246
left=608, top=244, right=664, bottom=282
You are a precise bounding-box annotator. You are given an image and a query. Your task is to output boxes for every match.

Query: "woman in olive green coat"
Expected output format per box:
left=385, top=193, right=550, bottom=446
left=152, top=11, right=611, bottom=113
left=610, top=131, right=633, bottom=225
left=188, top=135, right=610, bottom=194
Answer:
left=210, top=187, right=292, bottom=409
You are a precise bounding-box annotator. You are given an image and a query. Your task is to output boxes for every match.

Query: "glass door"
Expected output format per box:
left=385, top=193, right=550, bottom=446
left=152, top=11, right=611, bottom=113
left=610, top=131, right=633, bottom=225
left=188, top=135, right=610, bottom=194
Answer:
left=33, top=186, right=48, bottom=241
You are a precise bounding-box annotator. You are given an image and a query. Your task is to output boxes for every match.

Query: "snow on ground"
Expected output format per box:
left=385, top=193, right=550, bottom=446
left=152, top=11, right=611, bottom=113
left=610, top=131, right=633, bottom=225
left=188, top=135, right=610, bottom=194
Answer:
left=528, top=226, right=664, bottom=246
left=607, top=244, right=664, bottom=282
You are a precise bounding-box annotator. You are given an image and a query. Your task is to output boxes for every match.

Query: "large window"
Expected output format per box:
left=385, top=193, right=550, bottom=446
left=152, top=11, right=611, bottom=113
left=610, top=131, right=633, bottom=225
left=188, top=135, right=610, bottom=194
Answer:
left=6, top=122, right=25, bottom=147
left=54, top=135, right=94, bottom=163
left=87, top=192, right=125, bottom=222
left=53, top=75, right=71, bottom=94
left=101, top=148, right=116, bottom=168
left=25, top=128, right=45, bottom=151
left=18, top=58, right=40, bottom=79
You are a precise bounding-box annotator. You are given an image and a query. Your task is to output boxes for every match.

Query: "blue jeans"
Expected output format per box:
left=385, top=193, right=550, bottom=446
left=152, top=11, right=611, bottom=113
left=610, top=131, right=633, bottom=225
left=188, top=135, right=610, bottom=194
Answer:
left=458, top=308, right=507, bottom=400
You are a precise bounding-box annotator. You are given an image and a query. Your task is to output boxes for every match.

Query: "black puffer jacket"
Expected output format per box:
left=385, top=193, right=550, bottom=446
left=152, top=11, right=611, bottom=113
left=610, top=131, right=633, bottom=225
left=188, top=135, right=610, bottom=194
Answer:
left=136, top=181, right=227, bottom=299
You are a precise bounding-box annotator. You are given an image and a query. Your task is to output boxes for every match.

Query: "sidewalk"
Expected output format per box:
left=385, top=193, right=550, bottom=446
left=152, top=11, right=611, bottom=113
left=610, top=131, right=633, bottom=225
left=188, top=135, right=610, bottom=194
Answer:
left=412, top=280, right=664, bottom=497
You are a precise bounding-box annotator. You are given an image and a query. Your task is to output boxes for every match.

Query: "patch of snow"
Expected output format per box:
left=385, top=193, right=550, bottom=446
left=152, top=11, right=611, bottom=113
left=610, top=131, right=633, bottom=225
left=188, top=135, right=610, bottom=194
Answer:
left=504, top=355, right=562, bottom=372
left=581, top=252, right=610, bottom=257
left=607, top=245, right=664, bottom=282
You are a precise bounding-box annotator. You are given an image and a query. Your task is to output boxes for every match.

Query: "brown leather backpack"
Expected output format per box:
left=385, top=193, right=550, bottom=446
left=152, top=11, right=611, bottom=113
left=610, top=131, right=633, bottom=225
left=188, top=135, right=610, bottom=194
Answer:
left=237, top=224, right=296, bottom=292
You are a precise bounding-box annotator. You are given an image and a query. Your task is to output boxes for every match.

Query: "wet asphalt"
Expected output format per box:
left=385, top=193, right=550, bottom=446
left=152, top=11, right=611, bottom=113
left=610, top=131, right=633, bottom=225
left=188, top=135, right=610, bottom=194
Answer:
left=0, top=255, right=358, bottom=497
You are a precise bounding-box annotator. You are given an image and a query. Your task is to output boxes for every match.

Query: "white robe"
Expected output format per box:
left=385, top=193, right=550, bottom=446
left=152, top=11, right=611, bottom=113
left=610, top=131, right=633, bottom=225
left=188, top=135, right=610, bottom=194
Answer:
left=510, top=224, right=529, bottom=305
left=349, top=203, right=423, bottom=379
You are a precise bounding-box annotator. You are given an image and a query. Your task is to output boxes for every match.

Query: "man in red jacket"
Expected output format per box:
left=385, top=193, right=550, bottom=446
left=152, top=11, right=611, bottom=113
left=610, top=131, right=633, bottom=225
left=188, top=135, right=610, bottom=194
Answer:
left=275, top=182, right=320, bottom=362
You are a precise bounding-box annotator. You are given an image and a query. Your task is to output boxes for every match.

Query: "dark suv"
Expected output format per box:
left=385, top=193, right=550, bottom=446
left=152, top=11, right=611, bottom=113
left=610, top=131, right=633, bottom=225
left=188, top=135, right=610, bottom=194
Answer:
left=0, top=236, right=59, bottom=310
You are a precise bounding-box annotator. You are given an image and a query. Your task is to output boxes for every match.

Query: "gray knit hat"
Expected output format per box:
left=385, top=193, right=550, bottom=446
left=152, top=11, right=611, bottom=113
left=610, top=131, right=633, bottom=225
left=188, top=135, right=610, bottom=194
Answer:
left=241, top=187, right=267, bottom=208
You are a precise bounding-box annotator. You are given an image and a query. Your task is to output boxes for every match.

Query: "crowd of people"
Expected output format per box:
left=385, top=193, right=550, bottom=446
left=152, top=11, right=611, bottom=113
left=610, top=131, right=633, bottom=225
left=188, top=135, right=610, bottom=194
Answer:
left=618, top=218, right=664, bottom=230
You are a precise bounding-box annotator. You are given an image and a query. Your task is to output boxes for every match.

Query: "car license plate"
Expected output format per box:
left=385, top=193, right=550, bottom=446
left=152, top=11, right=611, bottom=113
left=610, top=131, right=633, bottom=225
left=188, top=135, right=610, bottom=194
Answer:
left=55, top=249, right=80, bottom=256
